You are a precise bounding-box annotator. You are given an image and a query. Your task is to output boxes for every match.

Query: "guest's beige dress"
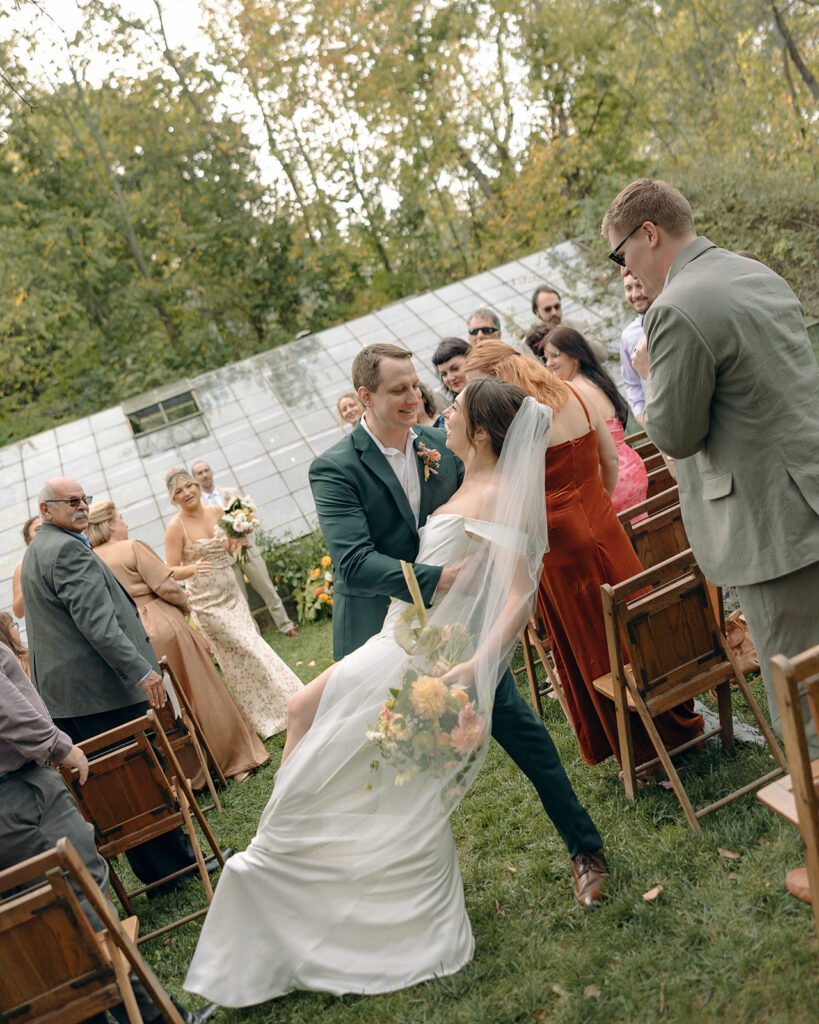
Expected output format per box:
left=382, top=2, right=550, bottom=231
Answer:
left=180, top=526, right=303, bottom=738
left=95, top=539, right=269, bottom=782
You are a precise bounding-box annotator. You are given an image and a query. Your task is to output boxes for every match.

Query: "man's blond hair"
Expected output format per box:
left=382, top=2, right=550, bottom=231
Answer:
left=352, top=343, right=413, bottom=392
left=602, top=178, right=695, bottom=239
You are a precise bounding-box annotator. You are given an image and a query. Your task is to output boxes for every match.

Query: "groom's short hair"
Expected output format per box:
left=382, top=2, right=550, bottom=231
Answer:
left=352, top=343, right=413, bottom=393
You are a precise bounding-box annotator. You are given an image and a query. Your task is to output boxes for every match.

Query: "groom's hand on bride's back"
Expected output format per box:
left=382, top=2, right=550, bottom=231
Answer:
left=434, top=557, right=469, bottom=596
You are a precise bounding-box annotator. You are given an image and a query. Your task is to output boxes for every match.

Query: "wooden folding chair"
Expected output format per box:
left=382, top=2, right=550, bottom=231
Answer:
left=758, top=645, right=819, bottom=940
left=157, top=656, right=226, bottom=813
left=57, top=712, right=225, bottom=943
left=0, top=838, right=183, bottom=1023
left=592, top=549, right=787, bottom=831
left=624, top=429, right=655, bottom=458
left=511, top=615, right=571, bottom=722
left=645, top=461, right=676, bottom=497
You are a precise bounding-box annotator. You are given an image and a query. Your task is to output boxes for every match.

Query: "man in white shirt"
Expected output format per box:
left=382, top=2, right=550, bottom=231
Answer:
left=191, top=461, right=299, bottom=637
left=619, top=268, right=652, bottom=425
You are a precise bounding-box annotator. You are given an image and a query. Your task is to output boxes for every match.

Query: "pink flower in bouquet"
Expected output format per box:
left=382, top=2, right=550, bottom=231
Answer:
left=449, top=704, right=487, bottom=755
left=410, top=675, right=449, bottom=718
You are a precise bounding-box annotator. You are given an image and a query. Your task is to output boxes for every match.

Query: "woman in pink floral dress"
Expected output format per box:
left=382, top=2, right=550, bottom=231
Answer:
left=533, top=325, right=649, bottom=513
left=164, top=469, right=302, bottom=738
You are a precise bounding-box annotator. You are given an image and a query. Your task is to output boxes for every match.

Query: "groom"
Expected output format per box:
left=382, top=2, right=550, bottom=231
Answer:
left=309, top=343, right=608, bottom=907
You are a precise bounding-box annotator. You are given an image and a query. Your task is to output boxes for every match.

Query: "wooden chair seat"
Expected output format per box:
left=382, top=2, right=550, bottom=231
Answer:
left=57, top=712, right=225, bottom=943
left=758, top=645, right=819, bottom=939
left=598, top=548, right=786, bottom=831
left=0, top=839, right=183, bottom=1024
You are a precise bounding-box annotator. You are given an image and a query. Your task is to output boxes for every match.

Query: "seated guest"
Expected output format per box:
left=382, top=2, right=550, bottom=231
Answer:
left=431, top=336, right=471, bottom=427
left=0, top=639, right=217, bottom=1024
left=87, top=501, right=269, bottom=784
left=533, top=324, right=648, bottom=514
left=462, top=340, right=702, bottom=769
left=336, top=391, right=364, bottom=435
left=11, top=514, right=41, bottom=618
left=0, top=613, right=27, bottom=676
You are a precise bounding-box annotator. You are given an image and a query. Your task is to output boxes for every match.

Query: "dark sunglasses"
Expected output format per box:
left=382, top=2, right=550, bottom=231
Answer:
left=608, top=223, right=642, bottom=267
left=47, top=495, right=93, bottom=508
left=468, top=325, right=498, bottom=337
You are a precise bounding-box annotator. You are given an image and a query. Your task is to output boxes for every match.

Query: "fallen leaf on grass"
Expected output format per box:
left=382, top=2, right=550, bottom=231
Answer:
left=307, top=660, right=316, bottom=667
left=658, top=780, right=674, bottom=790
left=718, top=848, right=740, bottom=860
left=659, top=988, right=665, bottom=1016
left=643, top=884, right=664, bottom=902
left=583, top=985, right=601, bottom=999
left=495, top=898, right=506, bottom=917
left=551, top=984, right=570, bottom=998
left=507, top=865, right=517, bottom=874
left=524, top=908, right=533, bottom=915
left=162, top=937, right=172, bottom=946
left=295, top=661, right=303, bottom=666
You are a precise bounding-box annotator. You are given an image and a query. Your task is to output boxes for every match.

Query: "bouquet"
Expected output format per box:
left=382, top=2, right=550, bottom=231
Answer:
left=219, top=496, right=258, bottom=565
left=297, top=554, right=334, bottom=623
left=365, top=562, right=487, bottom=790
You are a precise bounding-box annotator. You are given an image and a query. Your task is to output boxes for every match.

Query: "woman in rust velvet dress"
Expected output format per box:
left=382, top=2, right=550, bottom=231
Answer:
left=88, top=501, right=269, bottom=784
left=463, top=342, right=702, bottom=767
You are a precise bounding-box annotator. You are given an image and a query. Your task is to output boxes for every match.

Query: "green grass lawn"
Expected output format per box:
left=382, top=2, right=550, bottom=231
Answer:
left=123, top=619, right=818, bottom=1024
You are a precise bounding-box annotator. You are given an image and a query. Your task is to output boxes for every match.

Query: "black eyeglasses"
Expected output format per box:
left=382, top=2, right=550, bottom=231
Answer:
left=47, top=495, right=92, bottom=508
left=608, top=224, right=643, bottom=267
left=468, top=325, right=499, bottom=337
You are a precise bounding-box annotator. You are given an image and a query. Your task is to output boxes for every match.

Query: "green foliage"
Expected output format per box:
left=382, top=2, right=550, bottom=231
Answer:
left=256, top=523, right=328, bottom=605
left=295, top=556, right=334, bottom=625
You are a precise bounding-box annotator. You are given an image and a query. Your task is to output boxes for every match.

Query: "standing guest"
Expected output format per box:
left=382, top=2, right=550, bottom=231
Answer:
left=164, top=469, right=303, bottom=739
left=11, top=514, right=41, bottom=618
left=20, top=478, right=200, bottom=888
left=431, top=337, right=471, bottom=428
left=87, top=500, right=269, bottom=784
left=535, top=324, right=648, bottom=513
left=0, top=612, right=27, bottom=675
left=462, top=341, right=703, bottom=768
left=619, top=268, right=651, bottom=426
left=603, top=177, right=819, bottom=760
left=416, top=382, right=439, bottom=426
left=191, top=460, right=299, bottom=638
left=336, top=391, right=365, bottom=434
left=0, top=640, right=217, bottom=1024
left=531, top=284, right=608, bottom=362
left=466, top=306, right=501, bottom=341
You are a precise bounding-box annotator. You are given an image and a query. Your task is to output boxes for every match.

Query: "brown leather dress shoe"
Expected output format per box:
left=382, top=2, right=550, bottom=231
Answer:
left=785, top=867, right=812, bottom=904
left=571, top=850, right=609, bottom=908
left=285, top=627, right=300, bottom=637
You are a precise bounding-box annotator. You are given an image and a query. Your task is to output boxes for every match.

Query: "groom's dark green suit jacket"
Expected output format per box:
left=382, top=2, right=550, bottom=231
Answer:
left=309, top=423, right=464, bottom=660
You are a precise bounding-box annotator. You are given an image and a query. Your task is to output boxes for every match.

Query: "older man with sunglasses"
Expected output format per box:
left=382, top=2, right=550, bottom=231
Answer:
left=19, top=477, right=208, bottom=891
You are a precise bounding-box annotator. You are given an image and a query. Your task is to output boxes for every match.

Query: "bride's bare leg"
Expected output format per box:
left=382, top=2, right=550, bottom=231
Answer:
left=281, top=664, right=336, bottom=763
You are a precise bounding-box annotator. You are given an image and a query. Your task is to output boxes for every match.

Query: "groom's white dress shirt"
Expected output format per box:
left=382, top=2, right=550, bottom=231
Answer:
left=361, top=415, right=421, bottom=525
left=201, top=488, right=225, bottom=509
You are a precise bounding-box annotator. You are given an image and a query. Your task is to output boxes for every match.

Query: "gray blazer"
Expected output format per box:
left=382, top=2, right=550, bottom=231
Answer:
left=643, top=237, right=819, bottom=585
left=20, top=523, right=157, bottom=717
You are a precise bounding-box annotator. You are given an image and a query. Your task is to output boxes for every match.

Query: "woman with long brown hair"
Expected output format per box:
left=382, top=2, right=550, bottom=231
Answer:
left=88, top=500, right=269, bottom=783
left=462, top=341, right=702, bottom=769
left=0, top=612, right=28, bottom=676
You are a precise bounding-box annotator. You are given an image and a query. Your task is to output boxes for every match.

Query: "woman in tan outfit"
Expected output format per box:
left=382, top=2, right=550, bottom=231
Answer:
left=88, top=500, right=268, bottom=783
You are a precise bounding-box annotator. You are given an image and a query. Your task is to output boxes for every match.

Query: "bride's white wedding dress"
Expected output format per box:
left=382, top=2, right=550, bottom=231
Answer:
left=185, top=396, right=551, bottom=1008
left=185, top=514, right=492, bottom=1006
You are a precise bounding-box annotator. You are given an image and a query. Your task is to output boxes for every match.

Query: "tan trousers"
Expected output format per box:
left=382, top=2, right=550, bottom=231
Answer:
left=232, top=546, right=295, bottom=633
left=737, top=560, right=819, bottom=759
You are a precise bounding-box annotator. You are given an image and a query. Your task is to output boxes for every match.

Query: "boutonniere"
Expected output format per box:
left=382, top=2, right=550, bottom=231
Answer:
left=416, top=441, right=441, bottom=482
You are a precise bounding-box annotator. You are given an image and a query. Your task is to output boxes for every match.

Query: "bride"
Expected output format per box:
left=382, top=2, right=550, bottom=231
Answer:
left=185, top=379, right=552, bottom=1006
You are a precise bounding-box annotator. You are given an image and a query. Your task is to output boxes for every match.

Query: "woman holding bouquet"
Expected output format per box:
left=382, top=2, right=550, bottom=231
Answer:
left=185, top=380, right=559, bottom=1006
left=87, top=500, right=269, bottom=782
left=163, top=469, right=302, bottom=738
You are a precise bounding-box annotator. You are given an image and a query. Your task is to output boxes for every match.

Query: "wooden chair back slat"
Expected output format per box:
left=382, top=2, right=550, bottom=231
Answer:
left=594, top=549, right=787, bottom=830
left=646, top=463, right=678, bottom=498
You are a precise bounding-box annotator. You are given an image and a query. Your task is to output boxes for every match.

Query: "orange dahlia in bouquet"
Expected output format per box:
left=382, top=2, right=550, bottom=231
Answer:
left=365, top=561, right=488, bottom=787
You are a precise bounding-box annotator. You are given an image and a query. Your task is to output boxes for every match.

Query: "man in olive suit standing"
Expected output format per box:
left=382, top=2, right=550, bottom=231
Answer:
left=602, top=178, right=819, bottom=759
left=309, top=343, right=608, bottom=907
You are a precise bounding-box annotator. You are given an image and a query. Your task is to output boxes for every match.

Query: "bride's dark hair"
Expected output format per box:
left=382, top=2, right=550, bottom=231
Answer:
left=461, top=378, right=529, bottom=456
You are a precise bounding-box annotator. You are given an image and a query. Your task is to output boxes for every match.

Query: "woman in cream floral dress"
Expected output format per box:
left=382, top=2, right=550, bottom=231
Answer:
left=164, top=469, right=302, bottom=738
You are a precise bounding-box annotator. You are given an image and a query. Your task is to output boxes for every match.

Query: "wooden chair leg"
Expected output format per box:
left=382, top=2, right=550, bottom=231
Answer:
left=175, top=779, right=213, bottom=901
left=727, top=647, right=788, bottom=772
left=526, top=624, right=572, bottom=725
left=104, top=931, right=143, bottom=1024
left=518, top=629, right=543, bottom=716
left=107, top=859, right=135, bottom=917
left=183, top=713, right=222, bottom=813
left=631, top=686, right=702, bottom=833
left=613, top=675, right=638, bottom=800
